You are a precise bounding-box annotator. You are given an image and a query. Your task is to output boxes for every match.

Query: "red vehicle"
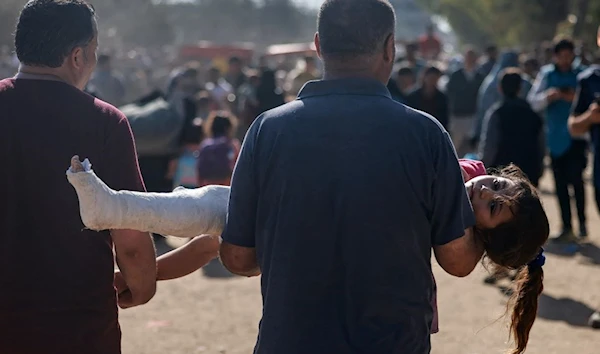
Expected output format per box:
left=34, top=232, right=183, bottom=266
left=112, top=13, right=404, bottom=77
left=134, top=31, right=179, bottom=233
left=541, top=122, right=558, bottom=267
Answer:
left=178, top=41, right=255, bottom=69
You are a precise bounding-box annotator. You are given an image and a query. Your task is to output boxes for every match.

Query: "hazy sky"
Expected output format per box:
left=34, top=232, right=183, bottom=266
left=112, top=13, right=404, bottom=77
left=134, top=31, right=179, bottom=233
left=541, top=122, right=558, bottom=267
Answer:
left=294, top=0, right=322, bottom=8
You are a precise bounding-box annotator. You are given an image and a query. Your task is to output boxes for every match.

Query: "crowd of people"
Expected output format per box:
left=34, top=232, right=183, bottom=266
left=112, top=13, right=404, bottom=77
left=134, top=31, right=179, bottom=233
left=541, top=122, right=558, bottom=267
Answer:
left=90, top=34, right=599, bottom=252
left=1, top=0, right=600, bottom=354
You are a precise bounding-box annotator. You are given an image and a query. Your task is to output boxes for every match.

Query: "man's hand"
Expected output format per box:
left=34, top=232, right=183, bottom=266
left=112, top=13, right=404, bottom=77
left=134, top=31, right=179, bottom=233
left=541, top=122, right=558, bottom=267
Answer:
left=546, top=88, right=561, bottom=102
left=569, top=102, right=600, bottom=136
left=560, top=88, right=576, bottom=103
left=112, top=229, right=157, bottom=309
left=588, top=102, right=600, bottom=124
left=114, top=271, right=136, bottom=309
left=114, top=270, right=128, bottom=294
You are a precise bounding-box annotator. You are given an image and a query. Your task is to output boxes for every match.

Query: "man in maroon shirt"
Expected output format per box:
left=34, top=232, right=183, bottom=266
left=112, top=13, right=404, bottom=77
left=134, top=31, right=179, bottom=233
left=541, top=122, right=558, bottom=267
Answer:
left=0, top=1, right=157, bottom=353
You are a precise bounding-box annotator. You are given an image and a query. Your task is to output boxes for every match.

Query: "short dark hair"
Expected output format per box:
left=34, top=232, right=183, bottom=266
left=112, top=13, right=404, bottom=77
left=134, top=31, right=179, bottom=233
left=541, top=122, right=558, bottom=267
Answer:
left=523, top=56, right=539, bottom=69
left=205, top=111, right=237, bottom=138
left=317, top=0, right=395, bottom=60
left=554, top=38, right=575, bottom=54
left=397, top=66, right=415, bottom=78
left=423, top=65, right=442, bottom=77
left=228, top=56, right=242, bottom=65
left=485, top=45, right=497, bottom=54
left=180, top=118, right=204, bottom=145
left=15, top=0, right=97, bottom=68
left=500, top=68, right=522, bottom=98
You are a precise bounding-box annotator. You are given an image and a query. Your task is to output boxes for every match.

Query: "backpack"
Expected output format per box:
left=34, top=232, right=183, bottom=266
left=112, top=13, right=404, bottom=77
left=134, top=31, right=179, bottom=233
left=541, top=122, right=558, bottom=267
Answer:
left=120, top=96, right=184, bottom=157
left=197, top=137, right=236, bottom=181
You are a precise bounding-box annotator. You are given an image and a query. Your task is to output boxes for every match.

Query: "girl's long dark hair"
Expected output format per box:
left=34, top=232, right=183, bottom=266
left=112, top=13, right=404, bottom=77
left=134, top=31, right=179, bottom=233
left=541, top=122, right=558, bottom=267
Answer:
left=477, top=164, right=549, bottom=354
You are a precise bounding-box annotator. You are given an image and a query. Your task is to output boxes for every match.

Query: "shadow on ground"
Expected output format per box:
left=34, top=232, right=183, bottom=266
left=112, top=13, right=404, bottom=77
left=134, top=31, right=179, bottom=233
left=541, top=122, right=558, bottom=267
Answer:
left=155, top=236, right=174, bottom=257
left=496, top=285, right=595, bottom=327
left=537, top=294, right=596, bottom=327
left=578, top=242, right=600, bottom=265
left=544, top=241, right=600, bottom=265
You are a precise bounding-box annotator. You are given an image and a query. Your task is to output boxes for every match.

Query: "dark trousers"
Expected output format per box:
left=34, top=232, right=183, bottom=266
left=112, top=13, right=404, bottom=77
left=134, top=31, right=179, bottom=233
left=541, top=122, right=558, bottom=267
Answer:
left=551, top=140, right=588, bottom=231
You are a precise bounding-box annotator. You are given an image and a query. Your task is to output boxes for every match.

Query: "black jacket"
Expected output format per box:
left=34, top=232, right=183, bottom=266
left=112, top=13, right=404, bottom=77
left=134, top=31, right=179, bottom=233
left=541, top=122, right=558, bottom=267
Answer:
left=480, top=97, right=544, bottom=184
left=446, top=69, right=485, bottom=116
left=406, top=87, right=449, bottom=129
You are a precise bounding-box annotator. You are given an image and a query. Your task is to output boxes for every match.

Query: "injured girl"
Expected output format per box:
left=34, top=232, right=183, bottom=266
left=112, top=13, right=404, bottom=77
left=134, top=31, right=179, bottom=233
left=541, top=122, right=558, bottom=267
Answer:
left=66, top=155, right=549, bottom=354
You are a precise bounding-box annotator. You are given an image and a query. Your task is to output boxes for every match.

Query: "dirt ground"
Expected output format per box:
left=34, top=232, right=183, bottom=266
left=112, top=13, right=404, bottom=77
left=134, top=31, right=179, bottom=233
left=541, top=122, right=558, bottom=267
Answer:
left=119, top=171, right=600, bottom=354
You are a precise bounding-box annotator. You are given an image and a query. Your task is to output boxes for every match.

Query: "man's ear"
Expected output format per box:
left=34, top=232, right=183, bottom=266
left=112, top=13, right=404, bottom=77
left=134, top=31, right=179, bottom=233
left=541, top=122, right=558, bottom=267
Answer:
left=383, top=34, right=395, bottom=63
left=314, top=32, right=322, bottom=59
left=69, top=46, right=85, bottom=70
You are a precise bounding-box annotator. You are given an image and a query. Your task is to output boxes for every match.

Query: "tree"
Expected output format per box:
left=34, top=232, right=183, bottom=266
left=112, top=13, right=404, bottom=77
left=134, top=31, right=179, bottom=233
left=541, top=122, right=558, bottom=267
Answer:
left=416, top=0, right=598, bottom=49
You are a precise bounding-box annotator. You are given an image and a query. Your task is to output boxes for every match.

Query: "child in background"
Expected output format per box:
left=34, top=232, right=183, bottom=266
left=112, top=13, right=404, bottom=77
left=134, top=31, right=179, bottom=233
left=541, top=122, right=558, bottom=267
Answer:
left=197, top=111, right=241, bottom=187
left=195, top=90, right=214, bottom=121
left=167, top=118, right=204, bottom=190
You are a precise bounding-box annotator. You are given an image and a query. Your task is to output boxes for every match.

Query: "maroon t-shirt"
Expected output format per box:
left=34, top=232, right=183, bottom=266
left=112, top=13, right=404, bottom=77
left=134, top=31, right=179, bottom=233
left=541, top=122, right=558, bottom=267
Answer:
left=0, top=78, right=145, bottom=354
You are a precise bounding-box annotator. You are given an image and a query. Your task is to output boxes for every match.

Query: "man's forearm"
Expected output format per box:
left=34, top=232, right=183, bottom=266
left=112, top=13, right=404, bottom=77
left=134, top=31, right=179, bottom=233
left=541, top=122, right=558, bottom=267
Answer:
left=568, top=111, right=593, bottom=136
left=225, top=264, right=261, bottom=277
left=114, top=230, right=157, bottom=306
left=434, top=228, right=485, bottom=278
left=219, top=242, right=261, bottom=277
left=465, top=228, right=486, bottom=268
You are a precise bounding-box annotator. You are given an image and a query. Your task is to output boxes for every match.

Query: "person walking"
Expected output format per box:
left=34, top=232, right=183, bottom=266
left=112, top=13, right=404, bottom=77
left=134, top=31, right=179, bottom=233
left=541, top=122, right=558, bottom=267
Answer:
left=0, top=2, right=157, bottom=353
left=567, top=25, right=600, bottom=329
left=219, top=1, right=483, bottom=353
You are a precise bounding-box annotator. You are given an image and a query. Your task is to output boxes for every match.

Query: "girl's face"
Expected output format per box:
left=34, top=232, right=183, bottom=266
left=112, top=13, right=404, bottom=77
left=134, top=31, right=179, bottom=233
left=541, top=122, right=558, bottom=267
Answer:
left=465, top=175, right=517, bottom=229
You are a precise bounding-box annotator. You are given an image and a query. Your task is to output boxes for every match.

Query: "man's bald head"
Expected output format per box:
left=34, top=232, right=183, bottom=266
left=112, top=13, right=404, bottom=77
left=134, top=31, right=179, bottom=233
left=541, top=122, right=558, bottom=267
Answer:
left=317, top=0, right=396, bottom=61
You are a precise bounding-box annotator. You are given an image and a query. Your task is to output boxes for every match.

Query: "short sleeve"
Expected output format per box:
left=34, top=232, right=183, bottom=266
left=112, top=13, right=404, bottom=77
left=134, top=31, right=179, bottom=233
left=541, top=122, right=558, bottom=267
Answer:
left=571, top=76, right=592, bottom=116
left=431, top=131, right=476, bottom=246
left=221, top=119, right=261, bottom=248
left=97, top=111, right=146, bottom=193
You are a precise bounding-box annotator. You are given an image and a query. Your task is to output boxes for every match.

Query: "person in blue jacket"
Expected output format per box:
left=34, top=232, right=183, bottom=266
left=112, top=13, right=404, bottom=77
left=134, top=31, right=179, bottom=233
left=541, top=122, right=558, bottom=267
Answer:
left=528, top=38, right=587, bottom=243
left=567, top=25, right=600, bottom=329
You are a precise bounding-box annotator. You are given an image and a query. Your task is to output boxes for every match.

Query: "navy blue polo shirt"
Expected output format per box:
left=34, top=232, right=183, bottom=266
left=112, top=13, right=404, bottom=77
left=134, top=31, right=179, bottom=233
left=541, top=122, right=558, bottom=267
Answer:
left=222, top=78, right=475, bottom=354
left=572, top=65, right=600, bottom=189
